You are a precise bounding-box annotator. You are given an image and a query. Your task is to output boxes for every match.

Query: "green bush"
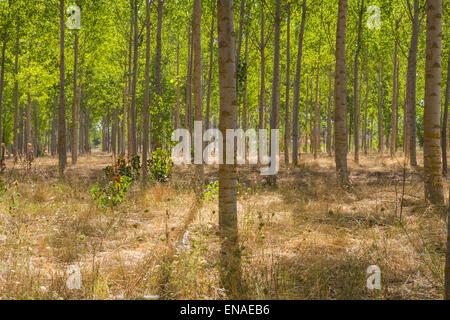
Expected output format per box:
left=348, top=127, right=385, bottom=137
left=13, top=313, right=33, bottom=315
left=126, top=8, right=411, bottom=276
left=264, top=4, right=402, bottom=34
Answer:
left=146, top=149, right=172, bottom=183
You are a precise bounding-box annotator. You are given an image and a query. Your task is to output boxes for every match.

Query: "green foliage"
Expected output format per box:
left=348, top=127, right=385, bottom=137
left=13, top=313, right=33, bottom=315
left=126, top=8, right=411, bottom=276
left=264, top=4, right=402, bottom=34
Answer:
left=146, top=149, right=172, bottom=183
left=91, top=154, right=140, bottom=208
left=203, top=181, right=219, bottom=200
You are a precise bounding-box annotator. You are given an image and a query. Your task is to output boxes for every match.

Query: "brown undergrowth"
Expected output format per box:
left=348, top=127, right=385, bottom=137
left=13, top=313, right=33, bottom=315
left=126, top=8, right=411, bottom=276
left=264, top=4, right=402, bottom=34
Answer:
left=0, top=150, right=447, bottom=300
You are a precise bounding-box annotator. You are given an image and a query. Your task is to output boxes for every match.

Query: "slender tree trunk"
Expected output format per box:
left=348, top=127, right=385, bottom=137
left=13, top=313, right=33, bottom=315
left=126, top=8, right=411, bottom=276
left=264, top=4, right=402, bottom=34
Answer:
left=405, top=0, right=420, bottom=166
left=326, top=67, right=333, bottom=157
left=441, top=51, right=449, bottom=176
left=235, top=0, right=246, bottom=93
left=391, top=39, right=399, bottom=158
left=13, top=23, right=20, bottom=161
left=19, top=102, right=24, bottom=154
left=268, top=0, right=281, bottom=185
left=51, top=92, right=57, bottom=156
left=334, top=0, right=349, bottom=185
left=176, top=34, right=181, bottom=129
left=314, top=43, right=321, bottom=160
left=142, top=0, right=151, bottom=180
left=292, top=0, right=307, bottom=164
left=0, top=37, right=6, bottom=144
left=377, top=65, right=384, bottom=153
left=129, top=0, right=138, bottom=156
left=186, top=27, right=193, bottom=133
left=423, top=0, right=444, bottom=205
left=304, top=76, right=310, bottom=153
left=33, top=99, right=38, bottom=157
left=153, top=0, right=163, bottom=150
left=353, top=0, right=364, bottom=163
left=242, top=31, right=248, bottom=133
left=72, top=31, right=79, bottom=164
left=363, top=49, right=369, bottom=155
left=206, top=1, right=216, bottom=130
left=217, top=0, right=241, bottom=298
left=258, top=5, right=265, bottom=130
left=58, top=0, right=67, bottom=177
left=284, top=3, right=291, bottom=165
left=193, top=0, right=204, bottom=182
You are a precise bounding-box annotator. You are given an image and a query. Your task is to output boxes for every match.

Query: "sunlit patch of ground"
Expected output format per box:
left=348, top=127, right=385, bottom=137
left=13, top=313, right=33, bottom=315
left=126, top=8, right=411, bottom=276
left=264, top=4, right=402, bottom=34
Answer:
left=0, top=150, right=447, bottom=299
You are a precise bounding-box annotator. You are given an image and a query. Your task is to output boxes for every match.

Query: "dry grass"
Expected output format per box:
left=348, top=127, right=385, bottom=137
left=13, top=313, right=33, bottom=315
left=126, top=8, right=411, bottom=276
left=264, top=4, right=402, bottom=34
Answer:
left=0, top=150, right=447, bottom=300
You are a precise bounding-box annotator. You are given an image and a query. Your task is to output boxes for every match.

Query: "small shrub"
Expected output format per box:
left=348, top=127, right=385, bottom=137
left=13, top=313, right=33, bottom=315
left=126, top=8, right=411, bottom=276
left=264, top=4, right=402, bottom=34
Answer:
left=146, top=149, right=172, bottom=183
left=203, top=181, right=219, bottom=200
left=92, top=154, right=139, bottom=208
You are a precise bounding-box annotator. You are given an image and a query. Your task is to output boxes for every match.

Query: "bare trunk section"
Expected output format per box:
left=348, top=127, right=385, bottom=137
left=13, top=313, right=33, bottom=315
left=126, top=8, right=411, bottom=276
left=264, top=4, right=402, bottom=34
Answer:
left=205, top=1, right=215, bottom=130
left=193, top=0, right=204, bottom=182
left=353, top=0, right=364, bottom=163
left=258, top=5, right=265, bottom=130
left=423, top=0, right=443, bottom=205
left=441, top=51, right=449, bottom=176
left=326, top=67, right=333, bottom=157
left=268, top=0, right=281, bottom=185
left=284, top=3, right=291, bottom=165
left=377, top=64, right=384, bottom=153
left=313, top=43, right=321, bottom=160
left=58, top=0, right=67, bottom=177
left=292, top=0, right=307, bottom=165
left=334, top=0, right=349, bottom=185
left=405, top=0, right=420, bottom=166
left=13, top=23, right=20, bottom=161
left=391, top=37, right=399, bottom=158
left=129, top=0, right=138, bottom=156
left=176, top=34, right=181, bottom=129
left=0, top=36, right=6, bottom=144
left=153, top=0, right=163, bottom=150
left=72, top=31, right=79, bottom=164
left=217, top=0, right=241, bottom=298
left=242, top=31, right=248, bottom=133
left=142, top=0, right=151, bottom=180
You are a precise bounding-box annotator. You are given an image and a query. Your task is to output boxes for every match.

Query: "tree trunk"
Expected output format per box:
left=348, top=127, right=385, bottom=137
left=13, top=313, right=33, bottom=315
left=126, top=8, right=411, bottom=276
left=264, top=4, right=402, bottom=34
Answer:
left=405, top=0, right=420, bottom=166
left=292, top=0, right=307, bottom=165
left=242, top=31, right=249, bottom=133
left=268, top=0, right=281, bottom=185
left=13, top=23, right=20, bottom=161
left=441, top=51, right=449, bottom=176
left=353, top=0, right=364, bottom=163
left=176, top=34, right=181, bottom=129
left=314, top=43, right=321, bottom=160
left=129, top=0, right=138, bottom=156
left=423, top=0, right=444, bottom=205
left=143, top=0, right=151, bottom=179
left=153, top=0, right=163, bottom=150
left=51, top=92, right=57, bottom=156
left=258, top=5, right=265, bottom=130
left=217, top=0, right=241, bottom=298
left=235, top=0, right=246, bottom=93
left=304, top=76, right=310, bottom=153
left=284, top=3, right=291, bottom=165
left=72, top=31, right=79, bottom=164
left=0, top=37, right=6, bottom=144
left=206, top=1, right=216, bottom=130
left=326, top=67, right=333, bottom=157
left=33, top=99, right=38, bottom=157
left=334, top=0, right=349, bottom=185
left=58, top=0, right=67, bottom=177
left=377, top=65, right=384, bottom=153
left=193, top=0, right=204, bottom=182
left=185, top=27, right=193, bottom=133
left=363, top=48, right=369, bottom=155
left=391, top=38, right=399, bottom=158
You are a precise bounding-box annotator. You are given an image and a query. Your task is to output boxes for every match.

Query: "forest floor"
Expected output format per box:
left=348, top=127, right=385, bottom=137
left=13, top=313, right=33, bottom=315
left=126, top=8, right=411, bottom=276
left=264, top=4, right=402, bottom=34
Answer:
left=0, top=150, right=447, bottom=300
